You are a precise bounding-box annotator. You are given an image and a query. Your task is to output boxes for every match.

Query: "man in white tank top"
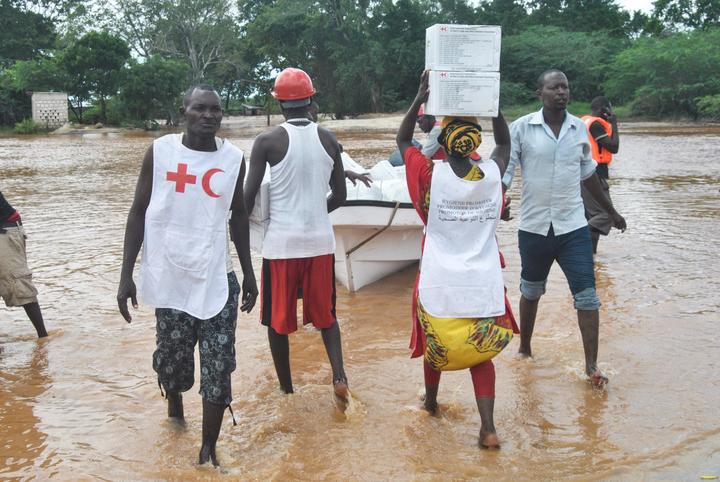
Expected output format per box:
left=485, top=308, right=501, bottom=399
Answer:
left=117, top=85, right=258, bottom=467
left=244, top=68, right=350, bottom=404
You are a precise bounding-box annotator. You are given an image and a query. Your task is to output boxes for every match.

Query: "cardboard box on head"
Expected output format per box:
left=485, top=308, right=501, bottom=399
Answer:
left=425, top=24, right=501, bottom=72
left=425, top=71, right=500, bottom=117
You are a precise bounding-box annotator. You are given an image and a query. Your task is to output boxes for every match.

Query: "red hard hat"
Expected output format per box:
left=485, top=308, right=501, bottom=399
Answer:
left=271, top=68, right=316, bottom=101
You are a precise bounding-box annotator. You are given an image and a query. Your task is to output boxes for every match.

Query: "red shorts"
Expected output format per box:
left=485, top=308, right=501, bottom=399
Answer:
left=260, top=254, right=336, bottom=335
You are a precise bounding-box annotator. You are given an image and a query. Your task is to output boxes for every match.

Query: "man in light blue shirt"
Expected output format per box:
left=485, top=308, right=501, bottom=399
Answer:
left=503, top=69, right=626, bottom=387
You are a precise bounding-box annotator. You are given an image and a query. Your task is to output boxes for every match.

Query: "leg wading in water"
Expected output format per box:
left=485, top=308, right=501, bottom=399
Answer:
left=268, top=326, right=293, bottom=394
left=518, top=295, right=539, bottom=357
left=22, top=301, right=47, bottom=338
left=422, top=360, right=499, bottom=447
left=321, top=321, right=348, bottom=402
left=167, top=391, right=183, bottom=419
left=577, top=309, right=607, bottom=386
left=199, top=400, right=225, bottom=466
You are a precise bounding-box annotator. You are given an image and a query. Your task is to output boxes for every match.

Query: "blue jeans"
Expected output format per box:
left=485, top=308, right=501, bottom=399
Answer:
left=518, top=225, right=600, bottom=310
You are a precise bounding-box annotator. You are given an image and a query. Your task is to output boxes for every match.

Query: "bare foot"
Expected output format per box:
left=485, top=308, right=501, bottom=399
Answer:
left=419, top=393, right=438, bottom=415
left=587, top=370, right=609, bottom=388
left=199, top=443, right=218, bottom=467
left=479, top=430, right=500, bottom=449
left=167, top=392, right=184, bottom=419
left=333, top=379, right=349, bottom=405
left=517, top=347, right=532, bottom=358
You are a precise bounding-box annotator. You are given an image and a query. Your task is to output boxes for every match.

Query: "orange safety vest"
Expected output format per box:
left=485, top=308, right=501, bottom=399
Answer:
left=581, top=115, right=613, bottom=164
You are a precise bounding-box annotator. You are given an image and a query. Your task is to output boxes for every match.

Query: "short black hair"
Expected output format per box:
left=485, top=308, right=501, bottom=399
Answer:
left=183, top=84, right=220, bottom=108
left=590, top=96, right=611, bottom=111
left=537, top=69, right=566, bottom=89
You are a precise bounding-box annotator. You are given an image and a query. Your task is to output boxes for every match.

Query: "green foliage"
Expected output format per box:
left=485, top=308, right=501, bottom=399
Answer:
left=696, top=94, right=720, bottom=120
left=82, top=98, right=126, bottom=126
left=605, top=28, right=720, bottom=118
left=61, top=31, right=130, bottom=123
left=502, top=26, right=619, bottom=101
left=8, top=57, right=66, bottom=92
left=13, top=118, right=39, bottom=134
left=121, top=56, right=189, bottom=124
left=652, top=0, right=720, bottom=30
left=0, top=1, right=56, bottom=66
left=0, top=69, right=30, bottom=125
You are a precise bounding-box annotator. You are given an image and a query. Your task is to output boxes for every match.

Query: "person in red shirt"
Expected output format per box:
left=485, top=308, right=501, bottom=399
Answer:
left=396, top=72, right=518, bottom=448
left=0, top=191, right=48, bottom=338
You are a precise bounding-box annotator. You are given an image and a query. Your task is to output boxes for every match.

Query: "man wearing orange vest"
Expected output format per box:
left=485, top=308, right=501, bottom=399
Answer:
left=581, top=96, right=619, bottom=253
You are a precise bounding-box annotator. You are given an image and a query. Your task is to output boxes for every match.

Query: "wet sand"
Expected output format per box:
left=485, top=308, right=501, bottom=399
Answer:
left=1, top=115, right=719, bottom=480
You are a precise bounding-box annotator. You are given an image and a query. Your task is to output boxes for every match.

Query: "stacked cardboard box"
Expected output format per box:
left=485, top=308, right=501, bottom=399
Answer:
left=424, top=24, right=501, bottom=117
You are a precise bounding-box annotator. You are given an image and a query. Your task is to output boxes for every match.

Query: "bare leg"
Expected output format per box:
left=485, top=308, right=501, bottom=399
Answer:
left=198, top=399, right=224, bottom=467
left=477, top=397, right=499, bottom=448
left=321, top=321, right=348, bottom=401
left=22, top=302, right=47, bottom=338
left=267, top=326, right=293, bottom=394
left=167, top=391, right=184, bottom=419
left=519, top=295, right=539, bottom=357
left=577, top=309, right=608, bottom=386
left=423, top=360, right=441, bottom=414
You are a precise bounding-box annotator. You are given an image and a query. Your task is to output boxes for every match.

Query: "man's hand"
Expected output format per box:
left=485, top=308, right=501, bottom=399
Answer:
left=417, top=70, right=429, bottom=102
left=345, top=170, right=373, bottom=188
left=117, top=277, right=138, bottom=323
left=611, top=211, right=626, bottom=232
left=240, top=276, right=258, bottom=313
left=603, top=107, right=617, bottom=124
left=501, top=195, right=513, bottom=221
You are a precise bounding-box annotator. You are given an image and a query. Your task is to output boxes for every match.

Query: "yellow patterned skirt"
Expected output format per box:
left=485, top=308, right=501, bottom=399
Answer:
left=417, top=300, right=514, bottom=371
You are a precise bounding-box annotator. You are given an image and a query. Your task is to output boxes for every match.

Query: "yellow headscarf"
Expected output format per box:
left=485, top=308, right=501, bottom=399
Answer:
left=438, top=116, right=482, bottom=159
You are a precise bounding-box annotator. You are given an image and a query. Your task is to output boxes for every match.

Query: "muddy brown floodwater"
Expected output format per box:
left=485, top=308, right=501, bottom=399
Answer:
left=1, top=116, right=719, bottom=481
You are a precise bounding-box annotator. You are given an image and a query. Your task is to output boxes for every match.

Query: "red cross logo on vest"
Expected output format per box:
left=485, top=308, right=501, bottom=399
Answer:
left=166, top=163, right=196, bottom=193
left=166, top=163, right=224, bottom=197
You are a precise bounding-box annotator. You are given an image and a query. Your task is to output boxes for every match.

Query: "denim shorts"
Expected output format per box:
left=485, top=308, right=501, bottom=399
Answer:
left=518, top=225, right=599, bottom=309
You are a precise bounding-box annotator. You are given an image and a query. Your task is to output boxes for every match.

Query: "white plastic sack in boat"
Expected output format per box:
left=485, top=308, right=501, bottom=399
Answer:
left=345, top=180, right=384, bottom=201
left=378, top=179, right=412, bottom=203
left=341, top=152, right=368, bottom=173
left=368, top=160, right=400, bottom=181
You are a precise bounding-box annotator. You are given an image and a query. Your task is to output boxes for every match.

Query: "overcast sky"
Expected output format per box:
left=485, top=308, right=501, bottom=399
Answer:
left=615, top=0, right=656, bottom=13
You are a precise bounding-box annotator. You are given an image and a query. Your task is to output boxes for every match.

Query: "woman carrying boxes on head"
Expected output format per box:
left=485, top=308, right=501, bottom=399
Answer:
left=396, top=71, right=518, bottom=449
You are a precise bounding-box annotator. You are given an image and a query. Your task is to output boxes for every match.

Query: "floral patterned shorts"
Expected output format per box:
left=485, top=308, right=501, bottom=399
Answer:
left=152, top=272, right=240, bottom=405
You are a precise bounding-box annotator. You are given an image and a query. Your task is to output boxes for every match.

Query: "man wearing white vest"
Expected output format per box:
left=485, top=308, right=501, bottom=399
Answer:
left=244, top=68, right=349, bottom=403
left=117, top=85, right=258, bottom=467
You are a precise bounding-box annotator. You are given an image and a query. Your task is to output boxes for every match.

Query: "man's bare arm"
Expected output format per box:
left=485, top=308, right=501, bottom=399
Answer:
left=117, top=146, right=153, bottom=322
left=489, top=110, right=511, bottom=177
left=244, top=135, right=268, bottom=217
left=229, top=156, right=258, bottom=313
left=397, top=70, right=429, bottom=157
left=319, top=128, right=346, bottom=213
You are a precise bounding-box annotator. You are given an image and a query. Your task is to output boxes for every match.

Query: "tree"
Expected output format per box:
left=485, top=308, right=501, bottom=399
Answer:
left=501, top=26, right=615, bottom=101
left=121, top=55, right=189, bottom=124
left=61, top=31, right=130, bottom=123
left=106, top=0, right=240, bottom=82
left=604, top=28, right=720, bottom=118
left=652, top=0, right=720, bottom=30
left=8, top=56, right=66, bottom=92
left=0, top=0, right=56, bottom=66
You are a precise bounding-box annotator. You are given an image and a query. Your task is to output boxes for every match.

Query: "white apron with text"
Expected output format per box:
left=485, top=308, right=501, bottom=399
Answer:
left=139, top=134, right=242, bottom=319
left=418, top=161, right=505, bottom=318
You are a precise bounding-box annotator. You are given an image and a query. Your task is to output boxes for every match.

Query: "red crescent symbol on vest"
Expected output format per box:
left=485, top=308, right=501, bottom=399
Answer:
left=202, top=168, right=224, bottom=198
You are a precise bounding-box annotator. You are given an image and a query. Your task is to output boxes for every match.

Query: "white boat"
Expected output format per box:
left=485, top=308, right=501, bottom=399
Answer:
left=248, top=157, right=424, bottom=292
